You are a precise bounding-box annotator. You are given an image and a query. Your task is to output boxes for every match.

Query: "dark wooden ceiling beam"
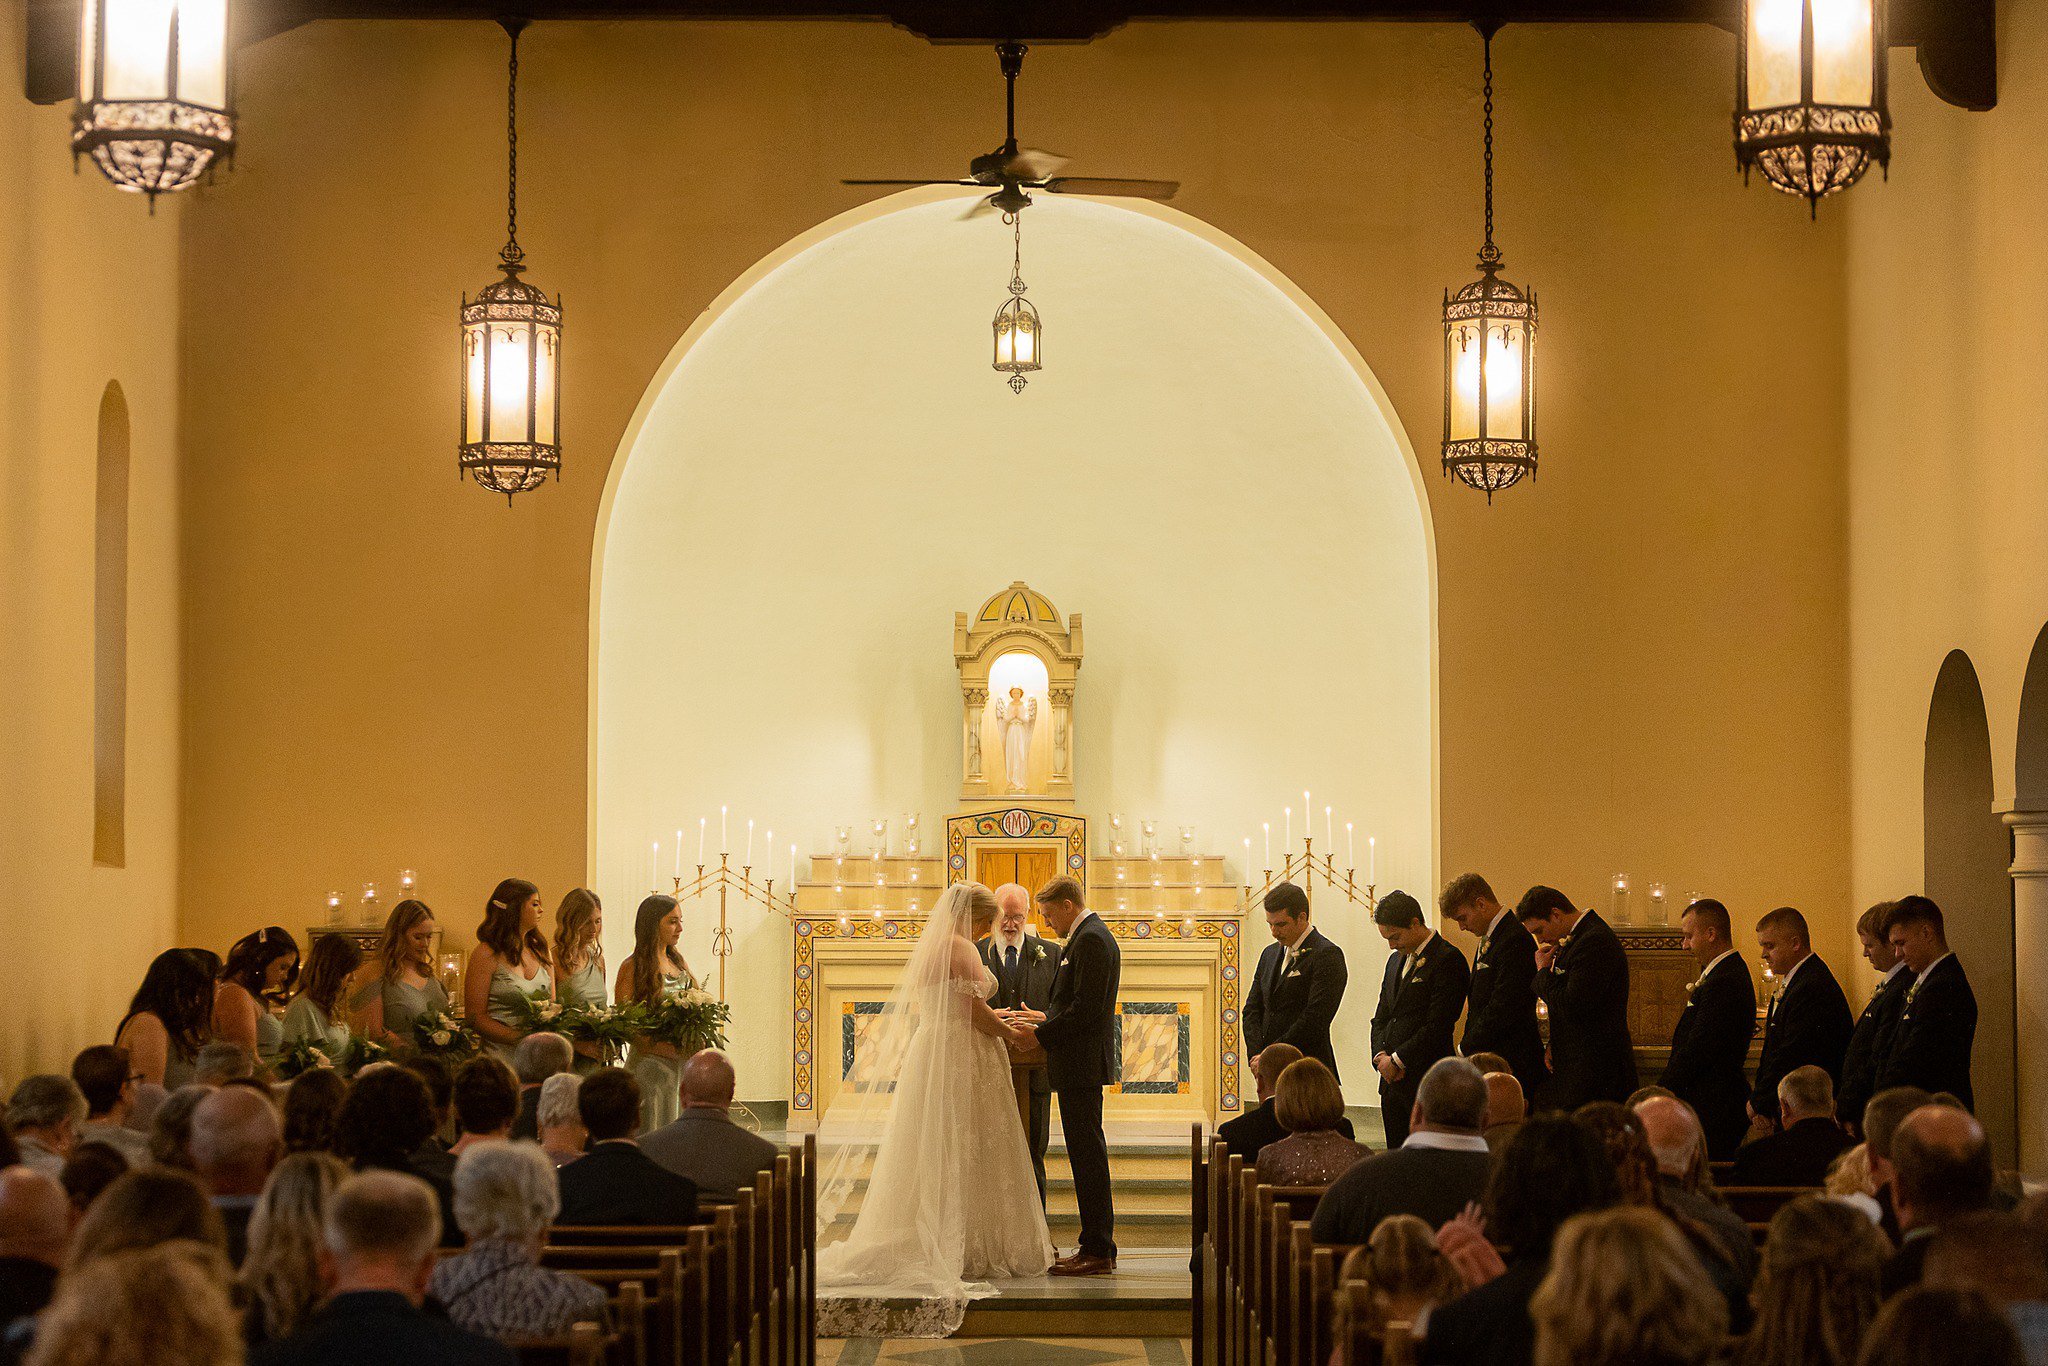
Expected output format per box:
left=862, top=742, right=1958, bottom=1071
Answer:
left=24, top=0, right=1994, bottom=109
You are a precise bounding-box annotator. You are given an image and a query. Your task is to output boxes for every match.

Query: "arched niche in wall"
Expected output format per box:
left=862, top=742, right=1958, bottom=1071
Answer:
left=1923, top=648, right=2016, bottom=1164
left=2007, top=625, right=2048, bottom=1173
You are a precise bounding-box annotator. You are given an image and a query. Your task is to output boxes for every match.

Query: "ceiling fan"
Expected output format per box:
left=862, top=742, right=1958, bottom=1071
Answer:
left=843, top=41, right=1180, bottom=218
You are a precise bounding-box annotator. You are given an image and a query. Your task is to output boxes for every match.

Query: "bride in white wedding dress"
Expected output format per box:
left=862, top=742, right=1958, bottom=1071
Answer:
left=814, top=880, right=1055, bottom=1337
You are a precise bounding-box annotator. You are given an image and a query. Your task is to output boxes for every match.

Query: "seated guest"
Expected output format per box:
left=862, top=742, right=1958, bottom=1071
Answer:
left=69, top=1047, right=150, bottom=1166
left=1528, top=1206, right=1728, bottom=1366
left=1858, top=1287, right=2026, bottom=1366
left=1464, top=1052, right=1513, bottom=1081
left=6, top=1076, right=85, bottom=1179
left=241, top=1152, right=352, bottom=1346
left=1827, top=1143, right=1879, bottom=1201
left=448, top=1058, right=520, bottom=1157
left=508, top=1034, right=573, bottom=1141
left=429, top=1142, right=608, bottom=1341
left=1736, top=1196, right=1887, bottom=1366
left=1422, top=1116, right=1621, bottom=1366
left=1923, top=1212, right=2048, bottom=1366
left=190, top=1085, right=284, bottom=1265
left=250, top=1170, right=514, bottom=1366
left=1255, top=1058, right=1370, bottom=1185
left=194, top=1042, right=258, bottom=1087
left=535, top=1074, right=586, bottom=1168
left=0, top=1168, right=68, bottom=1332
left=1884, top=1104, right=1996, bottom=1296
left=150, top=1084, right=213, bottom=1170
left=332, top=1066, right=459, bottom=1246
left=125, top=1083, right=167, bottom=1137
left=640, top=1050, right=779, bottom=1202
left=556, top=1068, right=697, bottom=1227
left=281, top=1070, right=347, bottom=1155
left=68, top=1167, right=227, bottom=1267
left=1634, top=1095, right=1756, bottom=1282
left=1217, top=1044, right=1356, bottom=1165
left=1730, top=1065, right=1853, bottom=1188
left=27, top=1241, right=244, bottom=1366
left=1863, top=1085, right=1934, bottom=1241
left=1338, top=1214, right=1462, bottom=1355
left=1313, top=1058, right=1491, bottom=1243
left=399, top=1057, right=456, bottom=1149
left=58, top=1143, right=129, bottom=1219
left=1483, top=1072, right=1526, bottom=1154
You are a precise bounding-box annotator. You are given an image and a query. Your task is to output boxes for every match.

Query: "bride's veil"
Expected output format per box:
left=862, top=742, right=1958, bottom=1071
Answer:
left=814, top=880, right=993, bottom=1310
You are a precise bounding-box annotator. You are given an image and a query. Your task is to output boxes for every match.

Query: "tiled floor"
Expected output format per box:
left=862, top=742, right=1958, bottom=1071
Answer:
left=819, top=1339, right=1189, bottom=1366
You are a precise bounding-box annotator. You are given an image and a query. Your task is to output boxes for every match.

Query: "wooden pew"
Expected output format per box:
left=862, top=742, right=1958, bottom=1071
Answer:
left=1717, top=1184, right=1820, bottom=1243
left=513, top=1321, right=616, bottom=1366
left=1193, top=1125, right=1210, bottom=1366
left=1246, top=1183, right=1326, bottom=1366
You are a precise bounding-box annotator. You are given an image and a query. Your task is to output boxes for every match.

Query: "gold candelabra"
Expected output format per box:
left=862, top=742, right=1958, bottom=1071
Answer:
left=669, top=853, right=802, bottom=1003
left=1236, top=835, right=1379, bottom=916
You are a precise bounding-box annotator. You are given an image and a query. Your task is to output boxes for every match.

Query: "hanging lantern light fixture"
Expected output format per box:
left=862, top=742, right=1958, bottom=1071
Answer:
left=1442, top=23, right=1537, bottom=501
left=72, top=0, right=234, bottom=204
left=459, top=18, right=561, bottom=502
left=1734, top=0, right=1890, bottom=212
left=992, top=210, right=1041, bottom=394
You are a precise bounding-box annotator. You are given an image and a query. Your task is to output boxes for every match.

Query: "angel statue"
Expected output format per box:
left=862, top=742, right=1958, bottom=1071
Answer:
left=994, top=686, right=1037, bottom=794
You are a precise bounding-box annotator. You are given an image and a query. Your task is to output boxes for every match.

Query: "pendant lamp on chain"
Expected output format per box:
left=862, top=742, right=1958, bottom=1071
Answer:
left=1442, top=23, right=1538, bottom=500
left=459, top=19, right=561, bottom=502
left=1735, top=0, right=1889, bottom=212
left=72, top=0, right=234, bottom=203
left=992, top=211, right=1042, bottom=393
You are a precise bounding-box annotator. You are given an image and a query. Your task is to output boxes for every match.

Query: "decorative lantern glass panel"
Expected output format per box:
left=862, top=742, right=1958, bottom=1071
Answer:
left=1441, top=268, right=1537, bottom=498
left=73, top=0, right=233, bottom=200
left=459, top=275, right=562, bottom=500
left=994, top=296, right=1041, bottom=375
left=1736, top=0, right=1888, bottom=208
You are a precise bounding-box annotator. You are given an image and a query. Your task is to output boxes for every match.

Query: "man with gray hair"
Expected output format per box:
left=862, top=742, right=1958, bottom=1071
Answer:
left=428, top=1143, right=606, bottom=1341
left=1310, top=1058, right=1492, bottom=1242
left=191, top=1084, right=284, bottom=1264
left=4, top=1075, right=86, bottom=1179
left=509, top=1032, right=574, bottom=1141
left=1634, top=1094, right=1757, bottom=1281
left=250, top=1170, right=512, bottom=1366
left=194, top=1041, right=258, bottom=1086
left=640, top=1049, right=779, bottom=1202
left=535, top=1073, right=586, bottom=1168
left=1729, top=1064, right=1852, bottom=1187
left=0, top=1167, right=70, bottom=1329
left=978, top=882, right=1060, bottom=1201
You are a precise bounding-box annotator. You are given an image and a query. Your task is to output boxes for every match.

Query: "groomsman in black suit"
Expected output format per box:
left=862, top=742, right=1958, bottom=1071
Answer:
left=1877, top=895, right=1979, bottom=1108
left=1242, top=883, right=1349, bottom=1081
left=1749, top=906, right=1854, bottom=1132
left=1368, top=890, right=1471, bottom=1146
left=1441, top=874, right=1547, bottom=1097
left=1657, top=898, right=1756, bottom=1160
left=1838, top=901, right=1913, bottom=1132
left=978, top=883, right=1062, bottom=1202
left=1519, top=886, right=1637, bottom=1110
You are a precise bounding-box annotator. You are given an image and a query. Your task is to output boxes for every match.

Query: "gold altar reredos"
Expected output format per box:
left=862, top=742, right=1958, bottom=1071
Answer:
left=787, top=582, right=1248, bottom=1135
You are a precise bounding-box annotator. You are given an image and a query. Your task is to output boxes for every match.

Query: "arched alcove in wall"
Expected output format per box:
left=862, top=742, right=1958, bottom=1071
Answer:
left=2009, top=626, right=2048, bottom=1172
left=1924, top=649, right=2016, bottom=1163
left=588, top=191, right=1438, bottom=1100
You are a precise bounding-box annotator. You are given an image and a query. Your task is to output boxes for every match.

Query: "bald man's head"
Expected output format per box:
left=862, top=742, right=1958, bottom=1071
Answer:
left=0, top=1167, right=72, bottom=1266
left=189, top=1085, right=282, bottom=1196
left=1894, top=1105, right=1994, bottom=1232
left=681, top=1049, right=738, bottom=1110
left=993, top=884, right=1031, bottom=938
left=1634, top=1096, right=1704, bottom=1179
left=1482, top=1071, right=1525, bottom=1128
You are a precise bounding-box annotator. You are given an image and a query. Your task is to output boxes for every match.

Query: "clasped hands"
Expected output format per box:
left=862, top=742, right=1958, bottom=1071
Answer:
left=1372, top=1051, right=1405, bottom=1083
left=998, top=1008, right=1046, bottom=1050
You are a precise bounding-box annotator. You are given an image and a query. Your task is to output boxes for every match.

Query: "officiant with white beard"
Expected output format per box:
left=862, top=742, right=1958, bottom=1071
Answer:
left=979, top=882, right=1060, bottom=1202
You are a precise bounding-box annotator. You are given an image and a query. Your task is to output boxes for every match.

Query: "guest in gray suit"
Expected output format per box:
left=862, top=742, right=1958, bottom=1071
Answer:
left=977, top=882, right=1061, bottom=1203
left=638, top=1049, right=778, bottom=1203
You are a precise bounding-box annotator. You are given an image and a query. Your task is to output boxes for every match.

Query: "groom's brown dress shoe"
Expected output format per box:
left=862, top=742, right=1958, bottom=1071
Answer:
left=1048, top=1255, right=1116, bottom=1276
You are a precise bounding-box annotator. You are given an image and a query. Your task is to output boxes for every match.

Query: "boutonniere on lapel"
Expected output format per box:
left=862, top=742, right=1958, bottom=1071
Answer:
left=1028, top=942, right=1048, bottom=965
left=1683, top=975, right=1704, bottom=1001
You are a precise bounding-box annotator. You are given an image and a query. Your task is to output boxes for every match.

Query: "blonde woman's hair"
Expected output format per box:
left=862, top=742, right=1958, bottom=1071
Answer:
left=375, top=900, right=437, bottom=982
left=240, top=1152, right=351, bottom=1342
left=1530, top=1206, right=1728, bottom=1366
left=1338, top=1214, right=1461, bottom=1341
left=554, top=888, right=603, bottom=979
left=25, top=1240, right=243, bottom=1366
left=1738, top=1196, right=1888, bottom=1366
left=1826, top=1143, right=1877, bottom=1198
left=1273, top=1058, right=1346, bottom=1134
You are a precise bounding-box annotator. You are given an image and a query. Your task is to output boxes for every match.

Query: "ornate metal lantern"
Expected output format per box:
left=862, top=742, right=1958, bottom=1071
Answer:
left=72, top=0, right=233, bottom=203
left=1442, top=25, right=1537, bottom=500
left=459, top=19, right=560, bottom=501
left=992, top=211, right=1041, bottom=394
left=1735, top=0, right=1890, bottom=211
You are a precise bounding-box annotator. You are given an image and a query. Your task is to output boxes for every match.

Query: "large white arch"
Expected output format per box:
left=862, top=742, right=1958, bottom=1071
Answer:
left=587, top=189, right=1440, bottom=1100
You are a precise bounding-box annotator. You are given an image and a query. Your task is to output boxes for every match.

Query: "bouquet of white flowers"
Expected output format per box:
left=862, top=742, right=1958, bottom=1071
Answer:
left=274, top=1039, right=338, bottom=1081
left=639, top=986, right=730, bottom=1054
left=559, top=1002, right=642, bottom=1058
left=411, top=1009, right=480, bottom=1061
left=509, top=992, right=570, bottom=1035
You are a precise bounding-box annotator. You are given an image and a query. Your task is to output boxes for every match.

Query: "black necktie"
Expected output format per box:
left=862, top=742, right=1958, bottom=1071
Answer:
left=1005, top=944, right=1018, bottom=985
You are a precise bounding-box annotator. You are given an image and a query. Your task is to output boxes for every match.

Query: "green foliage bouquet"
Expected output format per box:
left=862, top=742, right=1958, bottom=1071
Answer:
left=411, top=1009, right=481, bottom=1061
left=638, top=986, right=731, bottom=1055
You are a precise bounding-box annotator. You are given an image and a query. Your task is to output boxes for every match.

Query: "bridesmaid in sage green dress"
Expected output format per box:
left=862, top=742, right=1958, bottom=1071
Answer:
left=214, top=927, right=300, bottom=1069
left=282, top=933, right=364, bottom=1064
left=115, top=949, right=215, bottom=1089
left=554, top=888, right=609, bottom=1074
left=464, top=877, right=554, bottom=1063
left=616, top=893, right=699, bottom=1133
left=354, top=899, right=451, bottom=1051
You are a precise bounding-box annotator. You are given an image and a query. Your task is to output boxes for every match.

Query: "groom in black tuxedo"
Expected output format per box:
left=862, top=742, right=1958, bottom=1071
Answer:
left=1015, top=875, right=1121, bottom=1276
left=978, top=883, right=1061, bottom=1202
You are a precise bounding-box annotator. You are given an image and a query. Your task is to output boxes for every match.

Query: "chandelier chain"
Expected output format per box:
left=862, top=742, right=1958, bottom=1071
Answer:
left=1006, top=211, right=1026, bottom=295
left=501, top=20, right=524, bottom=273
left=1479, top=27, right=1499, bottom=269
